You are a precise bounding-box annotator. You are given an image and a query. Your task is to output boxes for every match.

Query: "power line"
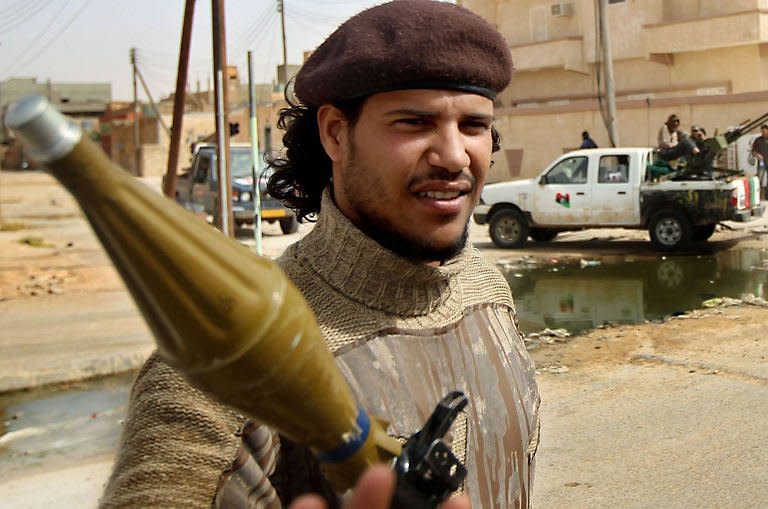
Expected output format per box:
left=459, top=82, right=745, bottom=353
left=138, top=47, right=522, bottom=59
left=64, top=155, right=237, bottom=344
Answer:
left=255, top=19, right=279, bottom=84
left=135, top=48, right=210, bottom=71
left=0, top=0, right=50, bottom=34
left=287, top=13, right=336, bottom=41
left=229, top=1, right=275, bottom=57
left=285, top=4, right=353, bottom=25
left=0, top=0, right=31, bottom=17
left=1, top=0, right=70, bottom=76
left=2, top=0, right=92, bottom=78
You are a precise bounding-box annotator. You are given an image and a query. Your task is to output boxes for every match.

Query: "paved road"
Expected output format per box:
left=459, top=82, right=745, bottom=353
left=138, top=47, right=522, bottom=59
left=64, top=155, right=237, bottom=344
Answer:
left=2, top=170, right=767, bottom=508
left=0, top=172, right=308, bottom=393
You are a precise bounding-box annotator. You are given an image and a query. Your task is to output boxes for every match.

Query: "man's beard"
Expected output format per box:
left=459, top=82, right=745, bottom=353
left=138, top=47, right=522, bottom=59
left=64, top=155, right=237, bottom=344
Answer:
left=357, top=209, right=469, bottom=263
left=339, top=150, right=470, bottom=263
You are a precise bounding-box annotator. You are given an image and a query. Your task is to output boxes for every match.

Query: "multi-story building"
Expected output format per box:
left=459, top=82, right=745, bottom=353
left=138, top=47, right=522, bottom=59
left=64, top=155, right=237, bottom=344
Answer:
left=459, top=0, right=768, bottom=181
left=0, top=77, right=111, bottom=140
left=0, top=77, right=111, bottom=169
left=107, top=64, right=293, bottom=177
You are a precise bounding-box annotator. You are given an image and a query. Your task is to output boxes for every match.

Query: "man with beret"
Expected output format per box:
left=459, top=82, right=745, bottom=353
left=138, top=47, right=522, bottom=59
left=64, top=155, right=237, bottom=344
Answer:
left=100, top=2, right=539, bottom=508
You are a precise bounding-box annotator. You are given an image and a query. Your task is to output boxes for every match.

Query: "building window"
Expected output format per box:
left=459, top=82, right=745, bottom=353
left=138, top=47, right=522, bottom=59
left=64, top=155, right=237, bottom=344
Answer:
left=608, top=0, right=625, bottom=3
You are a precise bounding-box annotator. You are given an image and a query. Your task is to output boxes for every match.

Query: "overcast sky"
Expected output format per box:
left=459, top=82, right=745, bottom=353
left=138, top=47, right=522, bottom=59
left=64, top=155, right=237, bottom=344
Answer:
left=0, top=0, right=392, bottom=102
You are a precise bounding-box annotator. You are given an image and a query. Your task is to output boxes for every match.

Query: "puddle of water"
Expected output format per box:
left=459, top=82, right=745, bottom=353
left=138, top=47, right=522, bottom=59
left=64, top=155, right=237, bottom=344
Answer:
left=0, top=371, right=136, bottom=475
left=2, top=248, right=766, bottom=475
left=499, top=247, right=768, bottom=336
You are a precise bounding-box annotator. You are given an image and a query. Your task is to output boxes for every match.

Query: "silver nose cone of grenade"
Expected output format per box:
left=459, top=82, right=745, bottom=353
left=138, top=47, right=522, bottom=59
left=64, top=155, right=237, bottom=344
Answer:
left=4, top=95, right=81, bottom=163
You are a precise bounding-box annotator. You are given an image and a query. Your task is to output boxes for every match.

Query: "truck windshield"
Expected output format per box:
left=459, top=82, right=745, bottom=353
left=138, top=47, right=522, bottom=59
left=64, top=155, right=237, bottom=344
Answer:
left=231, top=150, right=254, bottom=178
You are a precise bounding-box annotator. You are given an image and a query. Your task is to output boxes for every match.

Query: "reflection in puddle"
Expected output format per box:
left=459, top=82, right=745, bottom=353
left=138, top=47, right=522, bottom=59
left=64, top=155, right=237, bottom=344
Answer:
left=499, top=248, right=768, bottom=336
left=0, top=371, right=135, bottom=476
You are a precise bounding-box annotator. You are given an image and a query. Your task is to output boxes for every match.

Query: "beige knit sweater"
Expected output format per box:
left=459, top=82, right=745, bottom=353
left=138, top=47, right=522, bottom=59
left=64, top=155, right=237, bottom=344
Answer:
left=99, top=192, right=533, bottom=508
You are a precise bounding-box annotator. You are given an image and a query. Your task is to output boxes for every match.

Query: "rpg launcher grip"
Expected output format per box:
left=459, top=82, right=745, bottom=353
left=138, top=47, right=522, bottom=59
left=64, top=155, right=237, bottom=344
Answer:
left=5, top=96, right=467, bottom=508
left=393, top=391, right=469, bottom=509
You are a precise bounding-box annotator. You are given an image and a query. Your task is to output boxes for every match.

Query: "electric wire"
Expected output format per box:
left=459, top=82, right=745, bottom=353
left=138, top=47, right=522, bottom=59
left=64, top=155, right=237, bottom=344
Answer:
left=0, top=0, right=49, bottom=34
left=287, top=13, right=338, bottom=41
left=0, top=0, right=31, bottom=17
left=2, top=0, right=70, bottom=76
left=284, top=4, right=353, bottom=25
left=254, top=19, right=279, bottom=86
left=230, top=1, right=276, bottom=58
left=2, top=0, right=93, bottom=78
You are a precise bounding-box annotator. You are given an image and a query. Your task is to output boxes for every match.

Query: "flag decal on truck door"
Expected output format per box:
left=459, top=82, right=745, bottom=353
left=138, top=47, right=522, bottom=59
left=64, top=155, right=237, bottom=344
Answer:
left=556, top=192, right=570, bottom=208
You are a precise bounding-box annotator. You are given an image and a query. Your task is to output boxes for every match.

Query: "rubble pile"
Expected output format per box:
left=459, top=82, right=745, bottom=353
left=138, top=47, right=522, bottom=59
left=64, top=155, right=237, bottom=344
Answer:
left=701, top=293, right=768, bottom=309
left=523, top=327, right=572, bottom=350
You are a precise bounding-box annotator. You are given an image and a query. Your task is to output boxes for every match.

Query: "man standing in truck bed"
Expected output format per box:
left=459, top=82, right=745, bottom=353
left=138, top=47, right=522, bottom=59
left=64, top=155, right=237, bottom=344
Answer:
left=751, top=124, right=768, bottom=200
left=99, top=2, right=539, bottom=508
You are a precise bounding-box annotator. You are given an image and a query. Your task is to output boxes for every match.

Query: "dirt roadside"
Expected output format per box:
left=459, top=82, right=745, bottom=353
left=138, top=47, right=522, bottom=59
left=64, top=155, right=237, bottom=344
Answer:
left=1, top=170, right=767, bottom=507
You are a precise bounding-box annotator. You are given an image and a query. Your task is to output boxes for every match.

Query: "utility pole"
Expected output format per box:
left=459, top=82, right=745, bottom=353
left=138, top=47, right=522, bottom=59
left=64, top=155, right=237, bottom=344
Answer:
left=248, top=51, right=263, bottom=255
left=134, top=66, right=171, bottom=138
left=164, top=0, right=196, bottom=198
left=597, top=0, right=619, bottom=146
left=130, top=47, right=142, bottom=176
left=212, top=0, right=234, bottom=237
left=277, top=0, right=287, bottom=87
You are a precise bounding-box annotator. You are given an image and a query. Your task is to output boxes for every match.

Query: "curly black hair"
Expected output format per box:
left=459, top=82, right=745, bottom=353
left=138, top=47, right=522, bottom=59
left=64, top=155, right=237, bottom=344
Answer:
left=266, top=97, right=502, bottom=222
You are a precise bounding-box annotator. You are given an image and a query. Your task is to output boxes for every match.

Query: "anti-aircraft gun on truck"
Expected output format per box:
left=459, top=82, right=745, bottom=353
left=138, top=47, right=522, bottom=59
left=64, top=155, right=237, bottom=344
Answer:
left=474, top=113, right=767, bottom=251
left=655, top=111, right=768, bottom=181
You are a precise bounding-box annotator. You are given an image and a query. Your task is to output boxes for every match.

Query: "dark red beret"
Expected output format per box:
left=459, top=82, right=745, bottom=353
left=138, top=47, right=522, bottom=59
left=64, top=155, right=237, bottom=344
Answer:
left=294, top=0, right=513, bottom=107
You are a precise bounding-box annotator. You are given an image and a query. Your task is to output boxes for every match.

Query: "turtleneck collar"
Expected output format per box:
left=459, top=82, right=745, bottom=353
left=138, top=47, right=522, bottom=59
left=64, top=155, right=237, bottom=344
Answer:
left=291, top=190, right=470, bottom=317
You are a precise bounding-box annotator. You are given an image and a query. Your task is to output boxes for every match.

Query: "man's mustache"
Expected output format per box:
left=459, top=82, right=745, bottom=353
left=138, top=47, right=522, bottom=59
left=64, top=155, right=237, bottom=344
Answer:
left=410, top=169, right=476, bottom=188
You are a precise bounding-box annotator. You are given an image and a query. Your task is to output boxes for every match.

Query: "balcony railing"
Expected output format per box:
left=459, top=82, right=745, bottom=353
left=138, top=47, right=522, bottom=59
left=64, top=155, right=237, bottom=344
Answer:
left=509, top=37, right=586, bottom=72
left=644, top=10, right=768, bottom=55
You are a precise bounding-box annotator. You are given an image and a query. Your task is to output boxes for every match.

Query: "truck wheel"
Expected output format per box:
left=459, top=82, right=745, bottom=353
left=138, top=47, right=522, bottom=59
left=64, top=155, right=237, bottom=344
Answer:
left=692, top=224, right=716, bottom=242
left=279, top=215, right=299, bottom=234
left=529, top=228, right=558, bottom=242
left=489, top=208, right=528, bottom=248
left=649, top=210, right=692, bottom=251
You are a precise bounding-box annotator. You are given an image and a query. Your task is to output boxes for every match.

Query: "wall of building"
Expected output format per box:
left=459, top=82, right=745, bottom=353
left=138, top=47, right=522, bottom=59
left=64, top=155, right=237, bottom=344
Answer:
left=1, top=77, right=111, bottom=143
left=109, top=118, right=162, bottom=176
left=490, top=91, right=768, bottom=182
left=458, top=0, right=768, bottom=180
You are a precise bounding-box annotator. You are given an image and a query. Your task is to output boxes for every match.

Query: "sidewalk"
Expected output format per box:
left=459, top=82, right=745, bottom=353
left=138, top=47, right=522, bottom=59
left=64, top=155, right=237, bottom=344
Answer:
left=2, top=171, right=767, bottom=507
left=0, top=290, right=153, bottom=392
left=0, top=171, right=309, bottom=392
left=531, top=306, right=768, bottom=508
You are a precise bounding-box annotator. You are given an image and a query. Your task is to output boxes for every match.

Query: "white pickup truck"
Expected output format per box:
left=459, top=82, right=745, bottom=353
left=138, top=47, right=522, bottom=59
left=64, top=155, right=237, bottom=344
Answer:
left=473, top=147, right=764, bottom=251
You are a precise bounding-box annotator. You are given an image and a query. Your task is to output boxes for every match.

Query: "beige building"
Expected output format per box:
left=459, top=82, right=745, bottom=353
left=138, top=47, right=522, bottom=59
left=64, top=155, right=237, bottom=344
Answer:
left=1, top=77, right=111, bottom=169
left=458, top=0, right=768, bottom=181
left=114, top=65, right=295, bottom=177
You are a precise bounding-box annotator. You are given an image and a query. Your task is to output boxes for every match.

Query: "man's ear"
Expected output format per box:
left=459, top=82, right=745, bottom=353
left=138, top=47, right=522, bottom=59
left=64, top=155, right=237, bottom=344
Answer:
left=317, top=104, right=347, bottom=163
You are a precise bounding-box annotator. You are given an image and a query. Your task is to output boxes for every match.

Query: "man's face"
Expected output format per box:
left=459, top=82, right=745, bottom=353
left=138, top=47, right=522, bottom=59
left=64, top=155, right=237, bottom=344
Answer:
left=692, top=128, right=704, bottom=141
left=326, top=89, right=494, bottom=262
left=762, top=127, right=768, bottom=139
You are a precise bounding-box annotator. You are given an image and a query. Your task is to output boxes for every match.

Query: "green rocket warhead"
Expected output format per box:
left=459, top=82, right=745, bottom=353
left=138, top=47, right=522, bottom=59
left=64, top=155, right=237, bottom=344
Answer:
left=4, top=95, right=401, bottom=492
